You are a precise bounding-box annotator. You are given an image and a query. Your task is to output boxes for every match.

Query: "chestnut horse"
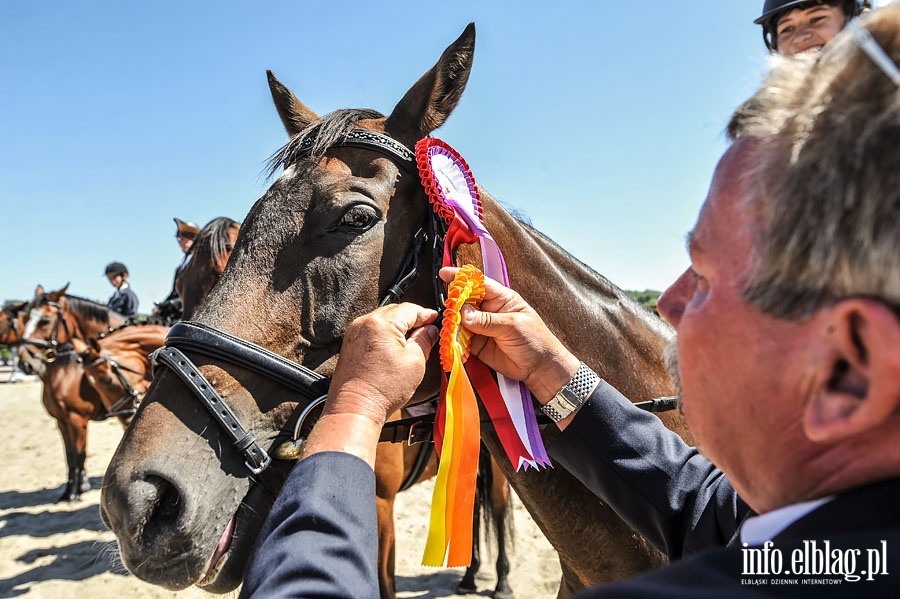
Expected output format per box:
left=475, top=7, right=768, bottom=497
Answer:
left=101, top=24, right=690, bottom=598
left=1, top=301, right=26, bottom=346
left=175, top=216, right=241, bottom=320
left=76, top=324, right=169, bottom=421
left=19, top=284, right=129, bottom=500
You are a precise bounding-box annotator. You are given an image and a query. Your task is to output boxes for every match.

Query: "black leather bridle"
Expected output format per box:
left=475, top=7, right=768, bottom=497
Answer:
left=82, top=349, right=146, bottom=421
left=22, top=301, right=76, bottom=364
left=153, top=128, right=447, bottom=477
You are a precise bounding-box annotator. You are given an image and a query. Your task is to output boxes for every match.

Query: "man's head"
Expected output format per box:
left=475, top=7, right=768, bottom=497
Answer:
left=755, top=0, right=868, bottom=55
left=659, top=5, right=900, bottom=512
left=174, top=218, right=200, bottom=254
left=105, top=261, right=129, bottom=288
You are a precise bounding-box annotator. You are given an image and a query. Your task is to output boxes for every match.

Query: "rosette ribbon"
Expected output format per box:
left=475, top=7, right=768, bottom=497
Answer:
left=415, top=137, right=550, bottom=473
left=422, top=265, right=484, bottom=567
left=416, top=138, right=552, bottom=568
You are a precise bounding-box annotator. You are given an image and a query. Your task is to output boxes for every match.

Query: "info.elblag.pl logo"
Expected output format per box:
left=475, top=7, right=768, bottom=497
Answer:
left=742, top=540, right=889, bottom=584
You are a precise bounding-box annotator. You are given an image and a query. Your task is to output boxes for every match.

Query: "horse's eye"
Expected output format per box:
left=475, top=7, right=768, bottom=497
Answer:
left=338, top=204, right=378, bottom=231
left=38, top=318, right=51, bottom=327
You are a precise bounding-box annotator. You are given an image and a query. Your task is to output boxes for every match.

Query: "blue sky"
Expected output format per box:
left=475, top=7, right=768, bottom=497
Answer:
left=1, top=1, right=823, bottom=307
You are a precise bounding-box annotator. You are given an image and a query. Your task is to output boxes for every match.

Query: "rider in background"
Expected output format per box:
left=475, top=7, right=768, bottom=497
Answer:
left=105, top=261, right=139, bottom=320
left=152, top=218, right=200, bottom=323
left=755, top=0, right=871, bottom=56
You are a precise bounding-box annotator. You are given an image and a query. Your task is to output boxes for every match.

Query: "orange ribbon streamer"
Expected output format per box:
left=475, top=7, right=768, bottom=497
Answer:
left=423, top=264, right=485, bottom=567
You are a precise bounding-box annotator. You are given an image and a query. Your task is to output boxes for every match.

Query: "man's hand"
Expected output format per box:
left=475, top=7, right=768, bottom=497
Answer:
left=327, top=303, right=439, bottom=425
left=439, top=267, right=580, bottom=403
left=300, top=303, right=439, bottom=468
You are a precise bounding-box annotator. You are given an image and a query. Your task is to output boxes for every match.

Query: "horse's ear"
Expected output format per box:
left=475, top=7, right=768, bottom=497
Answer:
left=267, top=70, right=320, bottom=137
left=385, top=23, right=475, bottom=146
left=34, top=284, right=44, bottom=297
left=47, top=284, right=69, bottom=302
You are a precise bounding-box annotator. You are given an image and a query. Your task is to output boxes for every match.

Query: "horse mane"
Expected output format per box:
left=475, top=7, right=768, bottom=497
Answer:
left=62, top=294, right=119, bottom=325
left=265, top=108, right=386, bottom=179
left=193, top=217, right=240, bottom=267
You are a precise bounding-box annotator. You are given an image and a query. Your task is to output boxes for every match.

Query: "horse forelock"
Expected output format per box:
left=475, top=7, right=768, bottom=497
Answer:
left=265, top=108, right=386, bottom=179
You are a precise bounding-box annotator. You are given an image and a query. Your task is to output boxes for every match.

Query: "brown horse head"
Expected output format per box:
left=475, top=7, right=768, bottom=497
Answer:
left=79, top=325, right=168, bottom=425
left=174, top=216, right=241, bottom=320
left=101, top=24, right=475, bottom=593
left=0, top=300, right=26, bottom=345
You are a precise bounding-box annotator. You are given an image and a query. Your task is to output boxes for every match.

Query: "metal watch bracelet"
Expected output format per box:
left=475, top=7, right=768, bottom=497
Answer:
left=540, top=362, right=600, bottom=423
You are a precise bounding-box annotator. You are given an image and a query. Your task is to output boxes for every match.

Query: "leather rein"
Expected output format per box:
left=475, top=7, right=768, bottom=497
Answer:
left=21, top=301, right=76, bottom=363
left=81, top=349, right=147, bottom=420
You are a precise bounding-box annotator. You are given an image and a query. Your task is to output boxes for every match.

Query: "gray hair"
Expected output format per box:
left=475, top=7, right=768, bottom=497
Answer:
left=727, top=3, right=900, bottom=319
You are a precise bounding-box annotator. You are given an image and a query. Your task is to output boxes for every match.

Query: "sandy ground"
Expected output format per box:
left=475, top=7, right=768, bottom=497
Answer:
left=0, top=377, right=561, bottom=598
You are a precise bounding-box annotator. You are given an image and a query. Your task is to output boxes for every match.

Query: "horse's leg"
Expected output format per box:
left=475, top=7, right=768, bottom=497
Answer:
left=59, top=410, right=90, bottom=501
left=490, top=458, right=513, bottom=599
left=374, top=442, right=404, bottom=599
left=41, top=383, right=80, bottom=501
left=457, top=491, right=482, bottom=594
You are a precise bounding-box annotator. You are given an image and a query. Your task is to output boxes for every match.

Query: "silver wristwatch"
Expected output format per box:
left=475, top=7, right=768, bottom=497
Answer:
left=540, top=362, right=600, bottom=423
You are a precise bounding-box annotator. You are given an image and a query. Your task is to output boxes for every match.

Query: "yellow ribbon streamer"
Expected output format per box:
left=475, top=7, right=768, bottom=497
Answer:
left=422, top=265, right=485, bottom=567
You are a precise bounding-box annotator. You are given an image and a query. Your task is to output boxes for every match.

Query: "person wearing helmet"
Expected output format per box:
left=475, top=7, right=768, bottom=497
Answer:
left=755, top=0, right=871, bottom=55
left=153, top=218, right=201, bottom=323
left=104, top=261, right=139, bottom=320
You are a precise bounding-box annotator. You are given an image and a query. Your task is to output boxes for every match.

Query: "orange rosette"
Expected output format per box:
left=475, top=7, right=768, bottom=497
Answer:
left=439, top=265, right=486, bottom=372
left=423, top=264, right=485, bottom=567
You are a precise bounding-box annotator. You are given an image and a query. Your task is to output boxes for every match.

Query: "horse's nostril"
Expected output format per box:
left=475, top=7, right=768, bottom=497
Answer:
left=141, top=474, right=184, bottom=541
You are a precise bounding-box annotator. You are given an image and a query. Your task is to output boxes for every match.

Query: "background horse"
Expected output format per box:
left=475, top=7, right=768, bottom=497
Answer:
left=101, top=25, right=690, bottom=597
left=77, top=324, right=169, bottom=423
left=175, top=216, right=241, bottom=320
left=19, top=284, right=129, bottom=500
left=1, top=301, right=26, bottom=346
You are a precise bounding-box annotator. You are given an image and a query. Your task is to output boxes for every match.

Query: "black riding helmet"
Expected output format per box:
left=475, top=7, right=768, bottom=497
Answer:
left=104, top=261, right=129, bottom=276
left=755, top=0, right=870, bottom=52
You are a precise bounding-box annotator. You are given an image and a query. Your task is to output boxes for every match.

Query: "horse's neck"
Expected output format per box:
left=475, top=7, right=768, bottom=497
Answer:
left=474, top=192, right=675, bottom=401
left=101, top=326, right=167, bottom=364
left=65, top=296, right=121, bottom=340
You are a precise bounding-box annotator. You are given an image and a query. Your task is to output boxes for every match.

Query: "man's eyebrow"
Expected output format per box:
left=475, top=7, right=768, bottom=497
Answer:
left=686, top=231, right=699, bottom=256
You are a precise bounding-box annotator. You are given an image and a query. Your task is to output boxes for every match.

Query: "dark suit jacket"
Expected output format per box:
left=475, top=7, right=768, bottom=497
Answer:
left=551, top=381, right=900, bottom=597
left=240, top=384, right=900, bottom=597
left=240, top=452, right=380, bottom=599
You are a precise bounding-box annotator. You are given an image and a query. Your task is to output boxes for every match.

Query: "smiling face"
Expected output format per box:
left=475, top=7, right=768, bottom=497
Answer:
left=775, top=3, right=847, bottom=55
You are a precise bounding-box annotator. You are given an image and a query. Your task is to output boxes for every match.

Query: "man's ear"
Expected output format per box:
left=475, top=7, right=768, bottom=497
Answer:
left=804, top=299, right=900, bottom=442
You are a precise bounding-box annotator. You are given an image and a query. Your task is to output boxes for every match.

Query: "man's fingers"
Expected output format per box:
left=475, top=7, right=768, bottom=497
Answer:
left=407, top=324, right=439, bottom=358
left=376, top=302, right=438, bottom=334
left=438, top=266, right=521, bottom=311
left=438, top=266, right=459, bottom=283
left=460, top=304, right=515, bottom=336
